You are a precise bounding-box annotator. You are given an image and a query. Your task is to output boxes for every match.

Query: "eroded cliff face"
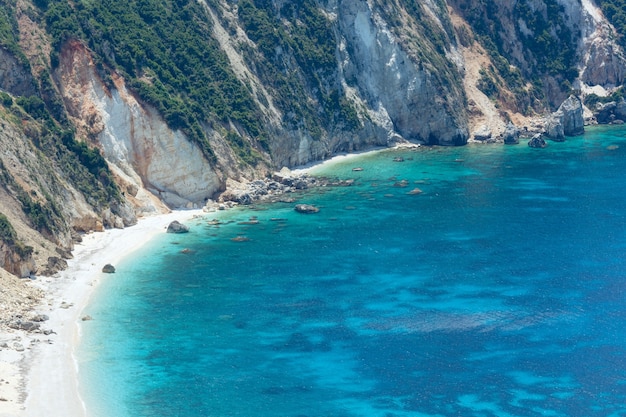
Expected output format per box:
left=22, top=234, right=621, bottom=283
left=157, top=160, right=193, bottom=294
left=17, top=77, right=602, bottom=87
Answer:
left=577, top=0, right=626, bottom=91
left=56, top=41, right=222, bottom=210
left=205, top=0, right=469, bottom=168
left=451, top=0, right=626, bottom=109
left=336, top=0, right=468, bottom=145
left=0, top=47, right=36, bottom=97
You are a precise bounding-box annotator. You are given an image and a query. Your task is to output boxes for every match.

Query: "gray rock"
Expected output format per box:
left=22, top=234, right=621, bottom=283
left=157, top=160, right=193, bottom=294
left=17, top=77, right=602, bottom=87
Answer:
left=544, top=95, right=584, bottom=140
left=31, top=314, right=49, bottom=322
left=528, top=133, right=548, bottom=148
left=596, top=101, right=616, bottom=124
left=219, top=189, right=253, bottom=205
left=294, top=204, right=320, bottom=214
left=102, top=264, right=116, bottom=273
left=473, top=125, right=492, bottom=141
left=39, top=256, right=68, bottom=277
left=559, top=95, right=584, bottom=136
left=9, top=320, right=40, bottom=332
left=166, top=220, right=190, bottom=234
left=503, top=122, right=520, bottom=145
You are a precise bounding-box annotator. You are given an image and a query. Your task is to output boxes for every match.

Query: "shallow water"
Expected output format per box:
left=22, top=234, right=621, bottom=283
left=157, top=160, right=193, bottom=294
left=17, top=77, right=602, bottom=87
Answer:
left=79, top=126, right=626, bottom=417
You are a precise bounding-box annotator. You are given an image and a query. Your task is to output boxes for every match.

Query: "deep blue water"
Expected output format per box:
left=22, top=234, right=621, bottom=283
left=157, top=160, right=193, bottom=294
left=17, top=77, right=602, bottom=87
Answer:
left=79, top=125, right=626, bottom=417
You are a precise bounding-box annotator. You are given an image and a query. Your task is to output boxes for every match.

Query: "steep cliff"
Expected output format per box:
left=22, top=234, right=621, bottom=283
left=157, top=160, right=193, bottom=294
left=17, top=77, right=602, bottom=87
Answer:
left=0, top=0, right=625, bottom=277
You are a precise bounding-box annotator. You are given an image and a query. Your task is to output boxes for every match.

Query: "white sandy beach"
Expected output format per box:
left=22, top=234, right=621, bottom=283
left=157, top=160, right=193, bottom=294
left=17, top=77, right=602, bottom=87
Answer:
left=0, top=209, right=205, bottom=417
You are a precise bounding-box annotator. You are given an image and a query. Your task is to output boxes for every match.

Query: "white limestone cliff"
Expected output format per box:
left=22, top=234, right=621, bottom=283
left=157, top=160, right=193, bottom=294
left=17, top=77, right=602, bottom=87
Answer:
left=56, top=41, right=222, bottom=211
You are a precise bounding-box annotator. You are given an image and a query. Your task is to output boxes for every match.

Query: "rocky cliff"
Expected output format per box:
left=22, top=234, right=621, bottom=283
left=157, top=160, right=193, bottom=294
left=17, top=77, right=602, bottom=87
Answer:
left=0, top=0, right=625, bottom=276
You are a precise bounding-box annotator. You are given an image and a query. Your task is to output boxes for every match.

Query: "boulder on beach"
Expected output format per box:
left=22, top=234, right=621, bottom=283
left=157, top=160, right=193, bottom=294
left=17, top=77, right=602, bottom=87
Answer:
left=102, top=264, right=116, bottom=273
left=294, top=204, right=320, bottom=214
left=167, top=220, right=189, bottom=234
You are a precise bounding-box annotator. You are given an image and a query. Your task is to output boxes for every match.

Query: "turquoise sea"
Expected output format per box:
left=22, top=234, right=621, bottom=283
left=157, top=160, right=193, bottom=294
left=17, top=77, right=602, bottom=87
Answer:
left=79, top=125, right=626, bottom=417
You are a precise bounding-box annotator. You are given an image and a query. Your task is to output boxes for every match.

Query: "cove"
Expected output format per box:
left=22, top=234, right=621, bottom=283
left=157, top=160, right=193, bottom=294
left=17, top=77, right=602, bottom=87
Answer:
left=79, top=125, right=626, bottom=417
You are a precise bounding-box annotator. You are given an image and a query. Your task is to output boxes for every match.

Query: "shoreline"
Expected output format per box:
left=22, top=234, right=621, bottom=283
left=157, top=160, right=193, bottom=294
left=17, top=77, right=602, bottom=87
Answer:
left=1, top=148, right=382, bottom=417
left=0, top=209, right=204, bottom=417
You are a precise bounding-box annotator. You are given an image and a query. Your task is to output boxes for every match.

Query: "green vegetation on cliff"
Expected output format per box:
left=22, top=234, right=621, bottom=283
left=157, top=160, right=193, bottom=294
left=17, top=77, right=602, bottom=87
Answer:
left=0, top=213, right=33, bottom=258
left=0, top=3, right=29, bottom=66
left=39, top=0, right=267, bottom=164
left=453, top=0, right=578, bottom=111
left=237, top=0, right=359, bottom=138
left=598, top=0, right=626, bottom=51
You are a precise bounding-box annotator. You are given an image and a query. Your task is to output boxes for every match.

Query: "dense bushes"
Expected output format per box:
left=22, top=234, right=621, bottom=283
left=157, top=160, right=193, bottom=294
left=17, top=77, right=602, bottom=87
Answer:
left=454, top=0, right=577, bottom=111
left=0, top=2, right=30, bottom=66
left=598, top=0, right=626, bottom=50
left=0, top=157, right=60, bottom=237
left=39, top=0, right=265, bottom=164
left=237, top=0, right=360, bottom=135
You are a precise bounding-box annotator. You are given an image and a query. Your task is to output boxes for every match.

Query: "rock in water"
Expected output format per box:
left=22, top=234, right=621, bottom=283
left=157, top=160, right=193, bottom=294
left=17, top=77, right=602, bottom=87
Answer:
left=102, top=264, right=116, bottom=273
left=294, top=204, right=320, bottom=214
left=167, top=220, right=190, bottom=234
left=503, top=122, right=520, bottom=145
left=559, top=95, right=584, bottom=136
left=544, top=95, right=585, bottom=141
left=528, top=134, right=548, bottom=148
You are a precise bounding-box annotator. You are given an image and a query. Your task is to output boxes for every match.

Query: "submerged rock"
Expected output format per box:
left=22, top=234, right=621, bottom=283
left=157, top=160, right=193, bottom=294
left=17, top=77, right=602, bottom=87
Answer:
left=294, top=204, right=320, bottom=214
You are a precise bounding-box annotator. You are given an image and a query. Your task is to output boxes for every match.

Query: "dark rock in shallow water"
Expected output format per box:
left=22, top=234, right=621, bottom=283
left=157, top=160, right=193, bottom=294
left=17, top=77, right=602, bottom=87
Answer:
left=294, top=204, right=320, bottom=214
left=528, top=133, right=548, bottom=148
left=167, top=220, right=189, bottom=234
left=102, top=264, right=116, bottom=273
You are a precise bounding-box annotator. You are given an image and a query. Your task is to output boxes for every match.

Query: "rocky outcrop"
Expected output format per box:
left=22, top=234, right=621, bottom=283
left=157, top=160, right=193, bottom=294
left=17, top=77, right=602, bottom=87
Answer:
left=559, top=96, right=585, bottom=136
left=0, top=47, right=36, bottom=97
left=0, top=242, right=36, bottom=278
left=528, top=134, right=548, bottom=148
left=102, top=264, right=116, bottom=273
left=544, top=96, right=585, bottom=141
left=502, top=122, right=520, bottom=145
left=577, top=0, right=626, bottom=89
left=595, top=98, right=626, bottom=124
left=472, top=125, right=493, bottom=142
left=544, top=113, right=565, bottom=142
left=166, top=221, right=189, bottom=234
